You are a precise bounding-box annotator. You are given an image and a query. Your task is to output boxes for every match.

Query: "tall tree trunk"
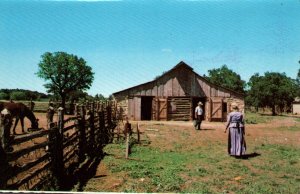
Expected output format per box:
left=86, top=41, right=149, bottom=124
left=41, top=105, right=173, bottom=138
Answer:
left=60, top=92, right=66, bottom=110
left=272, top=105, right=276, bottom=116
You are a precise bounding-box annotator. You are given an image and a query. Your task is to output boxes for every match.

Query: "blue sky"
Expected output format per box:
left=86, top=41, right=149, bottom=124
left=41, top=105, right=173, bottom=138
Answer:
left=0, top=0, right=299, bottom=97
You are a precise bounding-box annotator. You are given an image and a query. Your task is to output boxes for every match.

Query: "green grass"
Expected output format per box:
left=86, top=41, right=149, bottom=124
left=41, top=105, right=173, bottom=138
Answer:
left=287, top=125, right=300, bottom=131
left=94, top=140, right=300, bottom=193
left=82, top=114, right=300, bottom=193
left=244, top=112, right=275, bottom=124
left=103, top=145, right=186, bottom=192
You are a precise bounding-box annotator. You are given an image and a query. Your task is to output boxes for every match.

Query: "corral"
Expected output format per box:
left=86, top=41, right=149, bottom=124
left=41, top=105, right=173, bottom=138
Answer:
left=0, top=101, right=120, bottom=190
left=1, top=100, right=300, bottom=192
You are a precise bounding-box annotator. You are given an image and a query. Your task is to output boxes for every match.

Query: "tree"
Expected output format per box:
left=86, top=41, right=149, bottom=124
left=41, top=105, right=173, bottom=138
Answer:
left=245, top=73, right=264, bottom=111
left=36, top=52, right=94, bottom=108
left=296, top=61, right=300, bottom=97
left=205, top=65, right=245, bottom=93
left=10, top=91, right=27, bottom=100
left=0, top=92, right=10, bottom=100
left=247, top=72, right=297, bottom=115
left=68, top=90, right=89, bottom=102
left=95, top=94, right=106, bottom=101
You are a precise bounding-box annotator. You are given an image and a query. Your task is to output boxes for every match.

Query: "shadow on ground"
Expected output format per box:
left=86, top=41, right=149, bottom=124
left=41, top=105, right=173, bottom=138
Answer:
left=61, top=150, right=107, bottom=191
left=238, top=152, right=261, bottom=160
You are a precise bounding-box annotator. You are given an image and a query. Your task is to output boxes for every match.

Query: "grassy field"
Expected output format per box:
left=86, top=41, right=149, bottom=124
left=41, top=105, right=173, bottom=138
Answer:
left=82, top=113, right=300, bottom=193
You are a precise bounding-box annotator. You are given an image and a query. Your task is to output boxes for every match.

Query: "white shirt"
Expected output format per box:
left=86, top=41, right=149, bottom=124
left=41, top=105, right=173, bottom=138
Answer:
left=195, top=106, right=203, bottom=115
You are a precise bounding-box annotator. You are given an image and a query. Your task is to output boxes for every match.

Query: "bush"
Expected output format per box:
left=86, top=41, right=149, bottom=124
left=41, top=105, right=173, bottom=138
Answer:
left=10, top=91, right=27, bottom=100
left=0, top=92, right=10, bottom=100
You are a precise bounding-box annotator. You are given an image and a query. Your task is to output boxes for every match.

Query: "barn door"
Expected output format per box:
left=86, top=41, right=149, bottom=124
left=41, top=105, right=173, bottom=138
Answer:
left=152, top=97, right=168, bottom=121
left=210, top=98, right=223, bottom=121
left=128, top=97, right=141, bottom=120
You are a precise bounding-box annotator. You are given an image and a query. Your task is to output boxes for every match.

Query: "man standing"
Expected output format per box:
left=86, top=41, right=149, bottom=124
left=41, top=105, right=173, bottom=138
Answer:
left=194, top=102, right=203, bottom=130
left=46, top=102, right=55, bottom=128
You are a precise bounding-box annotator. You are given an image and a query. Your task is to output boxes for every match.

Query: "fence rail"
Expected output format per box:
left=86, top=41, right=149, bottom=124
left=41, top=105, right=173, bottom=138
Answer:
left=0, top=101, right=118, bottom=190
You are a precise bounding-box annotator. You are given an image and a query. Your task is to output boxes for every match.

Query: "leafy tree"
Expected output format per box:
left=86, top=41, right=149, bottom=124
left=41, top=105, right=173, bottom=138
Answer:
left=154, top=71, right=167, bottom=80
left=245, top=73, right=264, bottom=111
left=95, top=94, right=106, bottom=101
left=0, top=89, right=50, bottom=101
left=0, top=92, right=10, bottom=100
left=247, top=72, right=297, bottom=115
left=36, top=52, right=94, bottom=108
left=296, top=62, right=300, bottom=97
left=68, top=90, right=89, bottom=102
left=10, top=91, right=27, bottom=100
left=297, top=69, right=300, bottom=84
left=108, top=94, right=114, bottom=100
left=205, top=65, right=245, bottom=93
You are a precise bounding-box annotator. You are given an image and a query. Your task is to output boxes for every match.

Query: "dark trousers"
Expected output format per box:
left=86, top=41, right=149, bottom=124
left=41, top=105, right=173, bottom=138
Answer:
left=195, top=115, right=202, bottom=130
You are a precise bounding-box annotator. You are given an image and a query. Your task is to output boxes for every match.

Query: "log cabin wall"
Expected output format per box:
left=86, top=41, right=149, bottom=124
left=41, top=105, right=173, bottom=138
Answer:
left=167, top=97, right=191, bottom=121
left=113, top=61, right=245, bottom=121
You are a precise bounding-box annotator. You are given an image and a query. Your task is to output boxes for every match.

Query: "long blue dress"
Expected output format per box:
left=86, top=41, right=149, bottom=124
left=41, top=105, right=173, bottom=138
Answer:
left=226, top=111, right=246, bottom=156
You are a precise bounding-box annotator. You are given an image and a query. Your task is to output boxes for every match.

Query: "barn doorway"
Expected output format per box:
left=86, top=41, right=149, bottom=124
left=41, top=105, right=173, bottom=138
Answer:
left=141, top=96, right=153, bottom=120
left=192, top=97, right=205, bottom=120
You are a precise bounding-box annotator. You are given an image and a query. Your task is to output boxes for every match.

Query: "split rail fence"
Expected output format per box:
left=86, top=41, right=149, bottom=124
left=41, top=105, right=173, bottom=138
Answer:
left=0, top=101, right=119, bottom=190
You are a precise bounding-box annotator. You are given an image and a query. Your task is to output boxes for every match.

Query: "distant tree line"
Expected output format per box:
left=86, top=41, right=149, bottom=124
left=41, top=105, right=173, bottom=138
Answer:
left=204, top=64, right=299, bottom=115
left=0, top=89, right=50, bottom=101
left=0, top=88, right=110, bottom=103
left=50, top=90, right=111, bottom=103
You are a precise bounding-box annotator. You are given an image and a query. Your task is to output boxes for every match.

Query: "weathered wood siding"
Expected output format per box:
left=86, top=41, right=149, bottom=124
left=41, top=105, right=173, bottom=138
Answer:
left=168, top=97, right=191, bottom=121
left=115, top=67, right=234, bottom=99
left=127, top=97, right=141, bottom=120
left=113, top=62, right=245, bottom=121
left=292, top=103, right=300, bottom=114
left=117, top=65, right=230, bottom=97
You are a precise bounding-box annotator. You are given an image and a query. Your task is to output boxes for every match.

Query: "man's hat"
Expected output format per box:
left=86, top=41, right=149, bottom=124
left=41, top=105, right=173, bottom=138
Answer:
left=198, top=102, right=203, bottom=105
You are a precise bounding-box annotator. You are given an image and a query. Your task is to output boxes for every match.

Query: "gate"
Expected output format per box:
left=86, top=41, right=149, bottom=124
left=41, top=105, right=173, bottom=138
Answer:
left=209, top=98, right=223, bottom=121
left=152, top=97, right=168, bottom=121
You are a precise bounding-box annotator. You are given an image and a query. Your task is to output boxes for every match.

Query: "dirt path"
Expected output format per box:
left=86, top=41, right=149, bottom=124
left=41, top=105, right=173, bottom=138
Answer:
left=83, top=117, right=300, bottom=192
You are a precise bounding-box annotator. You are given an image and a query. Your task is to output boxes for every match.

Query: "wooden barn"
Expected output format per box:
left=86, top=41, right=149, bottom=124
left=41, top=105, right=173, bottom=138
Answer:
left=292, top=97, right=300, bottom=114
left=113, top=61, right=245, bottom=121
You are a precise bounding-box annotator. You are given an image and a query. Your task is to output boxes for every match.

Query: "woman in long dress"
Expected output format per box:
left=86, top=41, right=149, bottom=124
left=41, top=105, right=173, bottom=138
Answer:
left=224, top=103, right=246, bottom=157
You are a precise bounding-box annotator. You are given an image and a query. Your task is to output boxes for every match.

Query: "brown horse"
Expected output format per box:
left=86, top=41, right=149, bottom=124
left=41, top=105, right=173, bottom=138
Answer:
left=0, top=102, right=39, bottom=135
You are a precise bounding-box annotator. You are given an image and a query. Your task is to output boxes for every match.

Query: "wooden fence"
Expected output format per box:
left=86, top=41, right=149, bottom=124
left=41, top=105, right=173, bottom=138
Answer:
left=0, top=101, right=119, bottom=190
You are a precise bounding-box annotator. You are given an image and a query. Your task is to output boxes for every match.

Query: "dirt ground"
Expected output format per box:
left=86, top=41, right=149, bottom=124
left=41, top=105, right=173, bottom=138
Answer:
left=10, top=112, right=300, bottom=191
left=84, top=115, right=300, bottom=192
left=15, top=112, right=299, bottom=145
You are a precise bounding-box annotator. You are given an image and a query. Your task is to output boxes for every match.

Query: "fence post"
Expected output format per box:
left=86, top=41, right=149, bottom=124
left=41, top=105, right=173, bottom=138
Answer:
left=51, top=107, right=64, bottom=189
left=99, top=110, right=107, bottom=145
left=88, top=102, right=95, bottom=156
left=106, top=103, right=113, bottom=143
left=0, top=109, right=13, bottom=152
left=74, top=103, right=79, bottom=117
left=137, top=122, right=140, bottom=144
left=0, top=110, right=13, bottom=189
left=124, top=121, right=132, bottom=159
left=77, top=106, right=86, bottom=162
left=125, top=132, right=130, bottom=159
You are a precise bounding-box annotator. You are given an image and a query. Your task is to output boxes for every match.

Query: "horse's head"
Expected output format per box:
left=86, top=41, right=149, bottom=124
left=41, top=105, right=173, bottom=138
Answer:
left=31, top=119, right=39, bottom=129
